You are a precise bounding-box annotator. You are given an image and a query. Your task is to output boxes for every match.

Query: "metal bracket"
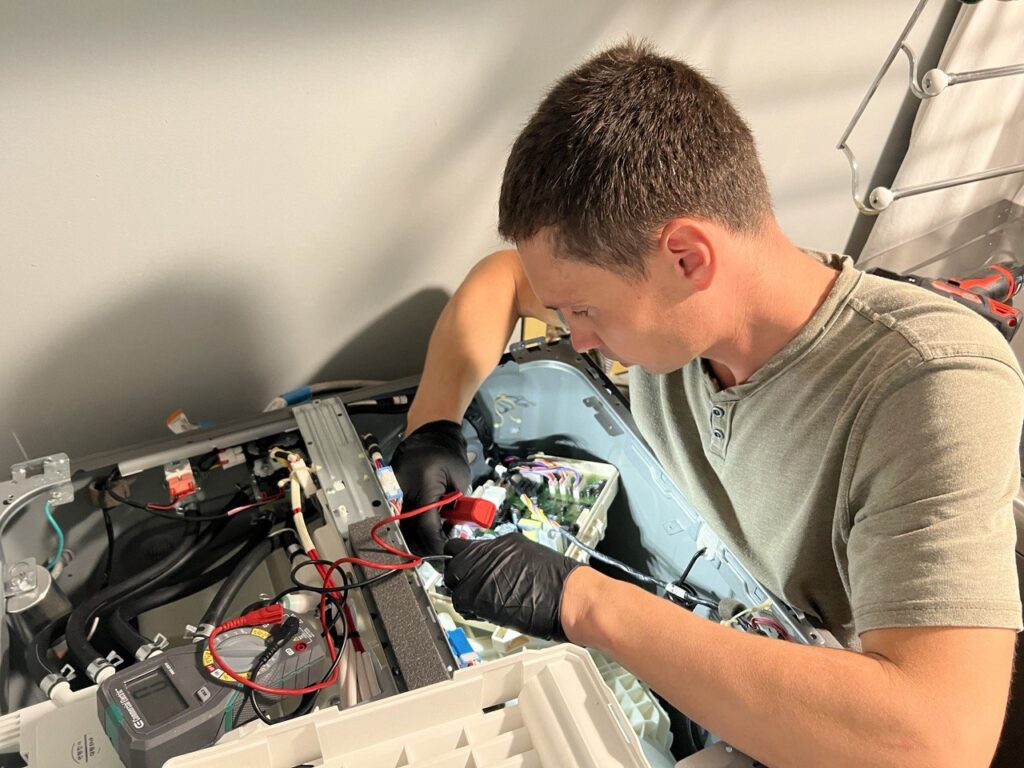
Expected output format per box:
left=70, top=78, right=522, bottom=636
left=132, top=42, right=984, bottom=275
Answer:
left=0, top=453, right=73, bottom=511
left=838, top=0, right=1024, bottom=214
left=293, top=397, right=390, bottom=536
left=509, top=336, right=549, bottom=355
left=901, top=40, right=1024, bottom=97
left=582, top=396, right=623, bottom=437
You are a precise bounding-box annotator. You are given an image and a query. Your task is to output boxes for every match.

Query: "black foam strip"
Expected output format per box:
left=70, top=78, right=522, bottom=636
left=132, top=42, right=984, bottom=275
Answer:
left=348, top=518, right=454, bottom=690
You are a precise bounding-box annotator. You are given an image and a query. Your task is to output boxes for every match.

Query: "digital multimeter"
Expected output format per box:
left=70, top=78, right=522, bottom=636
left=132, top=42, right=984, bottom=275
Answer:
left=97, top=611, right=327, bottom=768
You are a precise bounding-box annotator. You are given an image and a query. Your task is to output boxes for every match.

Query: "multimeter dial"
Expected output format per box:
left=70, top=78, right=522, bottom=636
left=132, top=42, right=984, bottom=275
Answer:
left=97, top=611, right=327, bottom=768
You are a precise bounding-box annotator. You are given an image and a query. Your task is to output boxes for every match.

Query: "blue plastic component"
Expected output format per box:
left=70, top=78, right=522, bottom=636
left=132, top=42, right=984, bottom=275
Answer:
left=445, top=628, right=480, bottom=668
left=282, top=386, right=314, bottom=405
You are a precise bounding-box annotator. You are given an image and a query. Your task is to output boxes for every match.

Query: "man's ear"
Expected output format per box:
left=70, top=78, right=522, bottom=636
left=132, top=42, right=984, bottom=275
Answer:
left=661, top=219, right=716, bottom=291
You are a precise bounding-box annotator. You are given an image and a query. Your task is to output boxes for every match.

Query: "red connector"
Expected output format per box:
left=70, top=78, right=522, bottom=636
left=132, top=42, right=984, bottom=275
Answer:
left=240, top=603, right=284, bottom=627
left=441, top=497, right=497, bottom=529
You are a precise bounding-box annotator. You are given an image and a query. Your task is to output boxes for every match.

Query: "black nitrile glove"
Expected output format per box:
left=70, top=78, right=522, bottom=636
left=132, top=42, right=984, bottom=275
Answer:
left=390, top=420, right=470, bottom=556
left=443, top=534, right=582, bottom=642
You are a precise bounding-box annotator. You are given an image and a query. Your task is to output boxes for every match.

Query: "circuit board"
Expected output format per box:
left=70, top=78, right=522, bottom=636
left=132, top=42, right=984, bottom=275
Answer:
left=452, top=454, right=617, bottom=555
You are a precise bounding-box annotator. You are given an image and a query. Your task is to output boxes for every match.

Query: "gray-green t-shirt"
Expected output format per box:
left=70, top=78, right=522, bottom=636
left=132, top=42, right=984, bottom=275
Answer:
left=630, top=253, right=1023, bottom=646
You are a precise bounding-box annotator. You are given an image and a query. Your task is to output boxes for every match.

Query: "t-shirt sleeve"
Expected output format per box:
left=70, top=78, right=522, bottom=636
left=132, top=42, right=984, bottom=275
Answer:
left=845, top=353, right=1023, bottom=635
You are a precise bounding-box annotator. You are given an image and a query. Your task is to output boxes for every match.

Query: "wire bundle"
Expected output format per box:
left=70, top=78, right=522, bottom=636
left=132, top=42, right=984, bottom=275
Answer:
left=511, top=458, right=583, bottom=495
left=205, top=450, right=460, bottom=721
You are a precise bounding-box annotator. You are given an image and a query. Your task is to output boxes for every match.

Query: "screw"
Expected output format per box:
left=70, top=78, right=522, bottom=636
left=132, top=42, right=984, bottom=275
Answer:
left=9, top=564, right=31, bottom=589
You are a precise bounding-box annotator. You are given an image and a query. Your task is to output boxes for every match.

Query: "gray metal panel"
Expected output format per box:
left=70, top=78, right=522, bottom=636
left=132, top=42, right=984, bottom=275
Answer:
left=73, top=377, right=420, bottom=477
left=292, top=398, right=384, bottom=536
left=294, top=398, right=454, bottom=689
left=857, top=199, right=1024, bottom=277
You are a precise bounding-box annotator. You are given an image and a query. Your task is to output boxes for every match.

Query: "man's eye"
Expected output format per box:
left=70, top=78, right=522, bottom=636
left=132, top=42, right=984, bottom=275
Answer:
left=570, top=308, right=589, bottom=318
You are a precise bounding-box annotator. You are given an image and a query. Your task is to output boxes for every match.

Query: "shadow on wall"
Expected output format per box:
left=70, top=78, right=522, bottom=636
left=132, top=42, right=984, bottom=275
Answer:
left=325, top=0, right=661, bottom=309
left=0, top=0, right=685, bottom=469
left=0, top=278, right=451, bottom=469
left=0, top=259, right=271, bottom=468
left=306, top=287, right=450, bottom=383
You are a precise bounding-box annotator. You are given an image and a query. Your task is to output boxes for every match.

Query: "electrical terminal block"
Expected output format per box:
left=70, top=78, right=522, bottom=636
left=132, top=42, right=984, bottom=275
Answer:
left=216, top=446, right=246, bottom=469
left=445, top=627, right=481, bottom=668
left=375, top=465, right=403, bottom=509
left=470, top=482, right=508, bottom=510
left=437, top=612, right=481, bottom=668
left=163, top=459, right=196, bottom=501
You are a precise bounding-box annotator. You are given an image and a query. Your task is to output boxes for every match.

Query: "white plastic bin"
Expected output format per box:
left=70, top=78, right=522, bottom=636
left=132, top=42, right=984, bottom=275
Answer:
left=165, top=645, right=651, bottom=768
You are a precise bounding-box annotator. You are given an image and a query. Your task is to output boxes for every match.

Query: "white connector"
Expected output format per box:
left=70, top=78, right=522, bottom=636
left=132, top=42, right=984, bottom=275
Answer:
left=283, top=453, right=318, bottom=497
left=216, top=446, right=246, bottom=469
left=375, top=465, right=403, bottom=508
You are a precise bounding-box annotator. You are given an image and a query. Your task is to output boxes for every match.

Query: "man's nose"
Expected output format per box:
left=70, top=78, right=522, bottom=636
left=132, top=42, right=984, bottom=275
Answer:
left=569, top=326, right=599, bottom=354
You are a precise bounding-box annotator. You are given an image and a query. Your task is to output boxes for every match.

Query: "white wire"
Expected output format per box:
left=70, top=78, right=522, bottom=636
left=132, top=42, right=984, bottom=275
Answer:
left=337, top=647, right=351, bottom=708
left=290, top=478, right=316, bottom=554
left=345, top=645, right=358, bottom=704
left=355, top=649, right=370, bottom=701
left=720, top=598, right=773, bottom=627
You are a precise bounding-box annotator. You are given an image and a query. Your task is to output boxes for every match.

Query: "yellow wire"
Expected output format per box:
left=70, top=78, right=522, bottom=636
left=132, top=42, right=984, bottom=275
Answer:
left=520, top=493, right=553, bottom=527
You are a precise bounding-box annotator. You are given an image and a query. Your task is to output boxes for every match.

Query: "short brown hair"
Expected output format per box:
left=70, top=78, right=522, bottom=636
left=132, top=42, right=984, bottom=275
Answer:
left=498, top=39, right=772, bottom=278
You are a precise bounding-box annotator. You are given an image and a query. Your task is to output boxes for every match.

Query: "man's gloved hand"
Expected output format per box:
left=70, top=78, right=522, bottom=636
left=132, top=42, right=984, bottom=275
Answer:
left=390, top=420, right=470, bottom=556
left=443, top=534, right=582, bottom=642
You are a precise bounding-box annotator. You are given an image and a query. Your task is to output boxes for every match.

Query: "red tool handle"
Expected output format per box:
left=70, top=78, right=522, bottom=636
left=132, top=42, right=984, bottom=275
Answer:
left=927, top=280, right=1020, bottom=341
left=948, top=263, right=1023, bottom=303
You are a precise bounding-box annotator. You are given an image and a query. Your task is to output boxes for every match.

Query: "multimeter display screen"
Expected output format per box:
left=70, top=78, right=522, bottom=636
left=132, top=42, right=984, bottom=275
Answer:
left=129, top=668, right=189, bottom=725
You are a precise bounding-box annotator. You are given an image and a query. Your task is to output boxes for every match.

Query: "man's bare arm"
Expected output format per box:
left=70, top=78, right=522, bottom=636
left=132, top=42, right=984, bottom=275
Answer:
left=405, top=249, right=560, bottom=433
left=562, top=568, right=1014, bottom=768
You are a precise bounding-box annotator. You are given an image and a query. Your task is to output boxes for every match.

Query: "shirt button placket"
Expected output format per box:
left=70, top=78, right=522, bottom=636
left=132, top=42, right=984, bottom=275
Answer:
left=709, top=403, right=728, bottom=454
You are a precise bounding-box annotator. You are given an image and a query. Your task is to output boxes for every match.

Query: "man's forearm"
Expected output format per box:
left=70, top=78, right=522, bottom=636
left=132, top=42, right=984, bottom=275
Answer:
left=564, top=568, right=998, bottom=768
left=406, top=252, right=522, bottom=433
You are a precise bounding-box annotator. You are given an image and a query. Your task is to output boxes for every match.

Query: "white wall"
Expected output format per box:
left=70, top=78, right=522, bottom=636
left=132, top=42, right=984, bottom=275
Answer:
left=0, top=0, right=946, bottom=466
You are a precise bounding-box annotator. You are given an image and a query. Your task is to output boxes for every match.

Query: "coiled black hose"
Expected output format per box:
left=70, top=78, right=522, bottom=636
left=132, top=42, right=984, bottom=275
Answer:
left=198, top=531, right=295, bottom=630
left=65, top=520, right=201, bottom=676
left=108, top=520, right=273, bottom=655
left=25, top=614, right=69, bottom=689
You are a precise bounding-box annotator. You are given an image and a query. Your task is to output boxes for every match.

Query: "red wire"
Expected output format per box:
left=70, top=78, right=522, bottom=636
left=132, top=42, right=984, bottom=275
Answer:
left=226, top=491, right=285, bottom=517
left=206, top=607, right=339, bottom=696
left=207, top=491, right=463, bottom=695
left=148, top=490, right=284, bottom=514
left=751, top=616, right=791, bottom=641
left=304, top=491, right=463, bottom=578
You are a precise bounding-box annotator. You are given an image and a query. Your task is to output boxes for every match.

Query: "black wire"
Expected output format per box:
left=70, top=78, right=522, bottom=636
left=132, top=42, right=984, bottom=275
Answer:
left=667, top=582, right=720, bottom=612
left=288, top=555, right=451, bottom=595
left=247, top=574, right=352, bottom=724
left=100, top=507, right=116, bottom=589
left=289, top=560, right=397, bottom=594
left=677, top=547, right=707, bottom=585
left=104, top=468, right=279, bottom=522
left=271, top=585, right=305, bottom=605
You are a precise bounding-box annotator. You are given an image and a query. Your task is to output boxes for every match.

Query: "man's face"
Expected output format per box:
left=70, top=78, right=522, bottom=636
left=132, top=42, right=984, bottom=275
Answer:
left=517, top=233, right=709, bottom=374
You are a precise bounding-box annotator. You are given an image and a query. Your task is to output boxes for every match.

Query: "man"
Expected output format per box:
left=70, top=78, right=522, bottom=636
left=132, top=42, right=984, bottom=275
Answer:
left=391, top=41, right=1022, bottom=767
